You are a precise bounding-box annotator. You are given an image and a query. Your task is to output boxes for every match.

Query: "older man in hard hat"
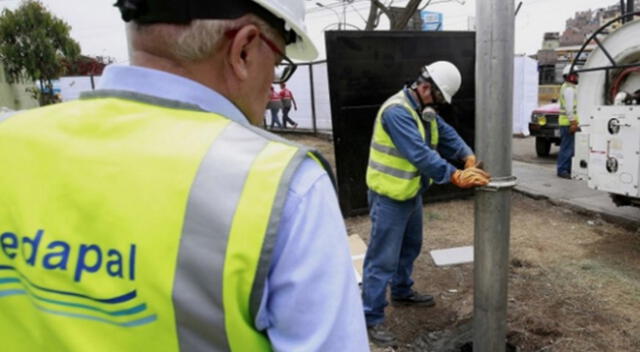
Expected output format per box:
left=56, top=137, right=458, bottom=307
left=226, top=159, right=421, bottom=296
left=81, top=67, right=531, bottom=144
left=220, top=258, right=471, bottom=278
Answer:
left=363, top=61, right=490, bottom=346
left=0, top=1, right=368, bottom=351
left=557, top=65, right=580, bottom=179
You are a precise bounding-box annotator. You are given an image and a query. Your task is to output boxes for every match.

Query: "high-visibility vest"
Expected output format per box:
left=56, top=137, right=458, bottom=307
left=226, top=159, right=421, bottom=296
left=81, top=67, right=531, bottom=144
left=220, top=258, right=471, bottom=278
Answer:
left=559, top=82, right=579, bottom=126
left=366, top=90, right=439, bottom=201
left=0, top=91, right=332, bottom=352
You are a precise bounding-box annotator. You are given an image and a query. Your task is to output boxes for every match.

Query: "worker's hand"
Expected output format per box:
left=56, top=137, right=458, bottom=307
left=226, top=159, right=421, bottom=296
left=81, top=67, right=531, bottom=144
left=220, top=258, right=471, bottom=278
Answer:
left=569, top=120, right=580, bottom=134
left=463, top=155, right=477, bottom=169
left=451, top=168, right=491, bottom=189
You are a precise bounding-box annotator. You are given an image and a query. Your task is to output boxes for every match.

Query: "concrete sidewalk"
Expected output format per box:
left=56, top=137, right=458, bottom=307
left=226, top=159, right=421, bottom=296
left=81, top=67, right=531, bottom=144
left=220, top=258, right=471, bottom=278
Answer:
left=512, top=160, right=640, bottom=228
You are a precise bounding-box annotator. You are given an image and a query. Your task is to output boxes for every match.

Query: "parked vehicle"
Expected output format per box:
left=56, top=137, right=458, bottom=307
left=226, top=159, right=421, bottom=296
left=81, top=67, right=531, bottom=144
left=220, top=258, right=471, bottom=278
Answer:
left=528, top=102, right=560, bottom=157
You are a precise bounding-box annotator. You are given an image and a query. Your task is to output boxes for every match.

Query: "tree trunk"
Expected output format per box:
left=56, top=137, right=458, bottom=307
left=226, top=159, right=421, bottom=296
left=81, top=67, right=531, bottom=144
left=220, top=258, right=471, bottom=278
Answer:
left=391, top=0, right=423, bottom=30
left=366, top=0, right=424, bottom=31
left=366, top=0, right=394, bottom=30
left=365, top=1, right=379, bottom=30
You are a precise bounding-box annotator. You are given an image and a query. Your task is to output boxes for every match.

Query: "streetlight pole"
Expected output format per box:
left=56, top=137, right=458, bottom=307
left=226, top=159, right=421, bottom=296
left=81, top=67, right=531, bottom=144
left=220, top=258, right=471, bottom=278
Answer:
left=316, top=2, right=342, bottom=29
left=474, top=0, right=515, bottom=351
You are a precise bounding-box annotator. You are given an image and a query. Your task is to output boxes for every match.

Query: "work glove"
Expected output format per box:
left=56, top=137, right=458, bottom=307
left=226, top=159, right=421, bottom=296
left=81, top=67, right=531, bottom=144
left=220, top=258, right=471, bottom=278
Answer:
left=463, top=155, right=477, bottom=169
left=569, top=120, right=580, bottom=134
left=451, top=167, right=491, bottom=189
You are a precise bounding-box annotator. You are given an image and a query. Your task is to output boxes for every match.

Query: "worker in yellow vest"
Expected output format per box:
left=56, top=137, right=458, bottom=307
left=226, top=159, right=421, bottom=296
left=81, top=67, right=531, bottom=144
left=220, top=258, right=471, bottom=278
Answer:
left=363, top=61, right=490, bottom=346
left=0, top=1, right=368, bottom=351
left=557, top=65, right=580, bottom=179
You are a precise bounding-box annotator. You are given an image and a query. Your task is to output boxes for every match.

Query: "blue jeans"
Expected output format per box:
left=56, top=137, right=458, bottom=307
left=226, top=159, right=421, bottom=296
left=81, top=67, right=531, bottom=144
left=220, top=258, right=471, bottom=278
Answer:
left=269, top=104, right=282, bottom=128
left=557, top=126, right=574, bottom=176
left=362, top=190, right=423, bottom=326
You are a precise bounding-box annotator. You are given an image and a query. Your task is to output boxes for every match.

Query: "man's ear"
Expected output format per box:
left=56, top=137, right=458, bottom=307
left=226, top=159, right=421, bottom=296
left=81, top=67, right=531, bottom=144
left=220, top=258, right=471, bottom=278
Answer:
left=228, top=24, right=261, bottom=81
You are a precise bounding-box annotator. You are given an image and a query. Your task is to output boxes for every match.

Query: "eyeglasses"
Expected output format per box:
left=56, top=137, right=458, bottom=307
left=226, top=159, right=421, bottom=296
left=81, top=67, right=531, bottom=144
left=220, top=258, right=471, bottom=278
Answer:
left=225, top=28, right=297, bottom=84
left=258, top=33, right=297, bottom=84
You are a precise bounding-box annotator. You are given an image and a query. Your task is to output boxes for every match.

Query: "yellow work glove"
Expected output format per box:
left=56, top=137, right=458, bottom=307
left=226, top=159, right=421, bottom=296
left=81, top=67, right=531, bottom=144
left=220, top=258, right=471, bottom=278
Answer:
left=451, top=167, right=491, bottom=189
left=463, top=155, right=477, bottom=169
left=569, top=120, right=580, bottom=134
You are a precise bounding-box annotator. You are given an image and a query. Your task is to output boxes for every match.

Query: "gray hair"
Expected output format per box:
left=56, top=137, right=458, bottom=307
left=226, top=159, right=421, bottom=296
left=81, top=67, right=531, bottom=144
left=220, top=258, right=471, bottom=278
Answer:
left=127, top=15, right=279, bottom=62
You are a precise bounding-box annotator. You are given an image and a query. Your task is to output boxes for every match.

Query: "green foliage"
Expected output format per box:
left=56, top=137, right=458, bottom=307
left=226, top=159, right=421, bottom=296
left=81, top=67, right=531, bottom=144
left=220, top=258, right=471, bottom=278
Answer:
left=0, top=0, right=80, bottom=105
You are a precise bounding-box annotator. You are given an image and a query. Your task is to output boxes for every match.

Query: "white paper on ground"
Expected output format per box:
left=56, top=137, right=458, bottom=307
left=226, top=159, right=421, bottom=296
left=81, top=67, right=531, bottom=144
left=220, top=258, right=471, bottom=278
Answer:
left=430, top=246, right=474, bottom=266
left=348, top=235, right=367, bottom=284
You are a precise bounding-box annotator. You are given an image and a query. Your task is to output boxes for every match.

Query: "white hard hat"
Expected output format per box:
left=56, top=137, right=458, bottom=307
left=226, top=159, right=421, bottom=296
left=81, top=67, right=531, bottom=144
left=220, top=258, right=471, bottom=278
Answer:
left=422, top=61, right=462, bottom=104
left=114, top=0, right=318, bottom=60
left=253, top=0, right=318, bottom=60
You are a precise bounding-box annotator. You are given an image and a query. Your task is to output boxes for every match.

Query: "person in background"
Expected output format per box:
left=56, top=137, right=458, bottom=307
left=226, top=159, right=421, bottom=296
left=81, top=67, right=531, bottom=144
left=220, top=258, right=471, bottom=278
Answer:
left=363, top=61, right=490, bottom=347
left=557, top=65, right=580, bottom=179
left=0, top=0, right=369, bottom=351
left=268, top=85, right=283, bottom=129
left=279, top=82, right=298, bottom=128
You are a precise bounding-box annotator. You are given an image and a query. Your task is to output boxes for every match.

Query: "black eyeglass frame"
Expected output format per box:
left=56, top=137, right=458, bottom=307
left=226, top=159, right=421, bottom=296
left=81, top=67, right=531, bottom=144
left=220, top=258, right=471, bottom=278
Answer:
left=258, top=33, right=297, bottom=84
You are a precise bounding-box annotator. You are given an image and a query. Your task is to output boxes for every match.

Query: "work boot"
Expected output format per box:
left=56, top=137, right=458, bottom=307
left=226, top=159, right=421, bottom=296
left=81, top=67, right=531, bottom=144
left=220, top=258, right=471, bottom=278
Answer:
left=557, top=172, right=571, bottom=179
left=391, top=290, right=436, bottom=307
left=367, top=324, right=396, bottom=347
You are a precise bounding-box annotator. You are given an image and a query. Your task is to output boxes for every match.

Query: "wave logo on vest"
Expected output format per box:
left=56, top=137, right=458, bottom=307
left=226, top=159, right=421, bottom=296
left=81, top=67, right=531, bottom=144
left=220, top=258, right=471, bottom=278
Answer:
left=0, top=229, right=157, bottom=327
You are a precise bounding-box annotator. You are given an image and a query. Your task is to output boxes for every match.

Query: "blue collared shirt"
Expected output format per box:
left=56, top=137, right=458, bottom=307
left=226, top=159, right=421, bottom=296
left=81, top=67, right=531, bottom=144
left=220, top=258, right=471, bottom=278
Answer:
left=380, top=87, right=473, bottom=189
left=98, top=65, right=369, bottom=351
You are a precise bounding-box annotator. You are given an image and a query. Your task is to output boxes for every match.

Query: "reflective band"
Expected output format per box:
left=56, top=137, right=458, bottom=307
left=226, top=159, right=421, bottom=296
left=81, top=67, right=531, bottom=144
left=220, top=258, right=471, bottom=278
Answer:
left=368, top=159, right=418, bottom=180
left=223, top=142, right=299, bottom=351
left=249, top=148, right=308, bottom=318
left=371, top=142, right=403, bottom=158
left=173, top=122, right=268, bottom=352
left=0, top=111, right=18, bottom=123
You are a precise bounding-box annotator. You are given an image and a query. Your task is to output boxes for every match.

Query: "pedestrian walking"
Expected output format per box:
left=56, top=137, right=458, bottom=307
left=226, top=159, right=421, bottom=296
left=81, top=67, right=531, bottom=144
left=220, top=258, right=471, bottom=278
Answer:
left=279, top=82, right=298, bottom=128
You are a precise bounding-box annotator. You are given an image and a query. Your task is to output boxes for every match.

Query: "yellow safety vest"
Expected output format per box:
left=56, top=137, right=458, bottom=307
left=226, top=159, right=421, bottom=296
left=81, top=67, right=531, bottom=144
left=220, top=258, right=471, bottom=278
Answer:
left=0, top=91, right=331, bottom=351
left=559, top=82, right=579, bottom=126
left=366, top=90, right=439, bottom=201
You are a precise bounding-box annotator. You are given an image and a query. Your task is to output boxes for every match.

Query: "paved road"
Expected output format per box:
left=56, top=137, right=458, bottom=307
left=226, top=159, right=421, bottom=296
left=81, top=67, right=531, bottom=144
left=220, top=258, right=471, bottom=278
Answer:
left=512, top=135, right=557, bottom=166
left=509, top=136, right=640, bottom=228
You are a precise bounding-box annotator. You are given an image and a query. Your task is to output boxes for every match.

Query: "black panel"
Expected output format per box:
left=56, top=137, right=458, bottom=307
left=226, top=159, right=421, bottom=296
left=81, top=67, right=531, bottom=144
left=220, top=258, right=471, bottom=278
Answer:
left=325, top=31, right=476, bottom=216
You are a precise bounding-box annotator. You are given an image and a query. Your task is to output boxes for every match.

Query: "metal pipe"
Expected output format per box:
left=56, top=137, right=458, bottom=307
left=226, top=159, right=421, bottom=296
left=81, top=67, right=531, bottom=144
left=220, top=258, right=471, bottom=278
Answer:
left=627, top=0, right=634, bottom=17
left=474, top=0, right=515, bottom=351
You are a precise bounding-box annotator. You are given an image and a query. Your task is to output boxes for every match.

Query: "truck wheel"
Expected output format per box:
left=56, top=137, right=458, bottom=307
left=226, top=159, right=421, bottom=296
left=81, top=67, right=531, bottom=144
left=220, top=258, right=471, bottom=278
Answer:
left=535, top=137, right=551, bottom=157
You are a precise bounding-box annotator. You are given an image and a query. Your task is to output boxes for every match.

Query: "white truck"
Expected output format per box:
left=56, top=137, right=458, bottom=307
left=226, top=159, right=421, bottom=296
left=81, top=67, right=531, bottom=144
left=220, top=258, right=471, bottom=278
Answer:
left=572, top=12, right=640, bottom=207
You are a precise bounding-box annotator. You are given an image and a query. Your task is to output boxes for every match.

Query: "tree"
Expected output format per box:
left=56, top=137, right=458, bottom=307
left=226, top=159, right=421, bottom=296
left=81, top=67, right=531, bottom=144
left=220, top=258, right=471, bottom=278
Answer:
left=366, top=0, right=425, bottom=30
left=0, top=0, right=80, bottom=105
left=366, top=0, right=463, bottom=31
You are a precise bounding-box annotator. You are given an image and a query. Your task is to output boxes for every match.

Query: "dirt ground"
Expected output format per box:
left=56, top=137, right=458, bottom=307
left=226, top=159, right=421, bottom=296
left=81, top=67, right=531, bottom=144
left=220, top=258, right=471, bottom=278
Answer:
left=282, top=132, right=640, bottom=352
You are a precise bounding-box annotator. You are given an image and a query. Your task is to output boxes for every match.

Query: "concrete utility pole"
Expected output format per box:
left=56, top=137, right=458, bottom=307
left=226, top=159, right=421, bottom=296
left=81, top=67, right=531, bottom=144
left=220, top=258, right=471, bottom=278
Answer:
left=474, top=0, right=516, bottom=351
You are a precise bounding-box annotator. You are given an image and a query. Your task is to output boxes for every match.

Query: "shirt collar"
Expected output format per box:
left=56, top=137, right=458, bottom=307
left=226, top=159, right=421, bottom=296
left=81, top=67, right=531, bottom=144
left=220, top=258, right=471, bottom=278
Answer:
left=403, top=86, right=421, bottom=111
left=97, top=65, right=249, bottom=125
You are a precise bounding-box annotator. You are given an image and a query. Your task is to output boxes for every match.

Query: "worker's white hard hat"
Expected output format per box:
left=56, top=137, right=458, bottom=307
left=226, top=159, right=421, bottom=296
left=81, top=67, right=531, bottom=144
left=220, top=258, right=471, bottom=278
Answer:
left=114, top=0, right=318, bottom=60
left=253, top=0, right=318, bottom=60
left=421, top=61, right=462, bottom=104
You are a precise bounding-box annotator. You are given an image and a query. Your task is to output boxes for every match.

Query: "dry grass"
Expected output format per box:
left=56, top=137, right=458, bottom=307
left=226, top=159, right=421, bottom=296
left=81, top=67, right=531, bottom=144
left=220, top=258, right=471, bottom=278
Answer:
left=284, top=133, right=640, bottom=352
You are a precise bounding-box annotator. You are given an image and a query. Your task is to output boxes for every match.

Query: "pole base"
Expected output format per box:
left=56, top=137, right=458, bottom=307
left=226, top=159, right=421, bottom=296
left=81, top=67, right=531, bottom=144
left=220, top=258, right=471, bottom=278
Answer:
left=410, top=321, right=518, bottom=352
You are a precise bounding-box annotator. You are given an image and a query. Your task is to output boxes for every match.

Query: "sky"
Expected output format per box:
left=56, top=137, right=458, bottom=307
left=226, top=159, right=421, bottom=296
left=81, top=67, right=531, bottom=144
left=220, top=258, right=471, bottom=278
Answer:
left=0, top=0, right=624, bottom=63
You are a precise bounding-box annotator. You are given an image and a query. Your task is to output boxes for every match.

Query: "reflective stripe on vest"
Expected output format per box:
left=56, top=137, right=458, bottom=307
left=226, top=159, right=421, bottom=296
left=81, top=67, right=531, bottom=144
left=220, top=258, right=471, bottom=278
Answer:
left=559, top=82, right=579, bottom=126
left=366, top=90, right=439, bottom=201
left=0, top=92, right=328, bottom=351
